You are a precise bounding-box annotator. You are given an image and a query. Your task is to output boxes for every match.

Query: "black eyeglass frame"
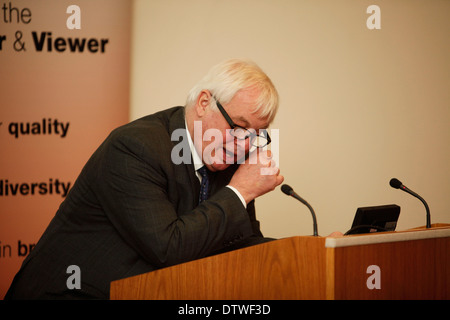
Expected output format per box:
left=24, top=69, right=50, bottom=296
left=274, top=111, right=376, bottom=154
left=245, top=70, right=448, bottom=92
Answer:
left=213, top=97, right=271, bottom=148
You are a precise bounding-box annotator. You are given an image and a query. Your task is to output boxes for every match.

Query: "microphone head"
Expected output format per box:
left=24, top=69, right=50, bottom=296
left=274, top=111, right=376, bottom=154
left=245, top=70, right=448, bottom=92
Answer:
left=389, top=178, right=403, bottom=189
left=281, top=184, right=293, bottom=195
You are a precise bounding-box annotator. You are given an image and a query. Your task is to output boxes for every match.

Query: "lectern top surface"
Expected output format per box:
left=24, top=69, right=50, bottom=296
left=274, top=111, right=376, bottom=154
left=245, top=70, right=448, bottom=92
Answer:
left=325, top=226, right=450, bottom=248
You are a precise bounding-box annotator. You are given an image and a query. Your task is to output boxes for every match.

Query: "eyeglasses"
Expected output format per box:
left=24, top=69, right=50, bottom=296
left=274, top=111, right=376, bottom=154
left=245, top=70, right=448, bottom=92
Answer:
left=213, top=97, right=271, bottom=148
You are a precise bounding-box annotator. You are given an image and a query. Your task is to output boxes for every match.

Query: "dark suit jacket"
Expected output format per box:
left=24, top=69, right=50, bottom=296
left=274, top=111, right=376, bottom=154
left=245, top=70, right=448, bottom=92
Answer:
left=5, top=107, right=267, bottom=299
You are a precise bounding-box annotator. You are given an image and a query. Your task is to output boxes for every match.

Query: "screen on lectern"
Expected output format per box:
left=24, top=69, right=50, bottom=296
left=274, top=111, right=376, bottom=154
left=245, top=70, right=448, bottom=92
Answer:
left=346, top=204, right=401, bottom=235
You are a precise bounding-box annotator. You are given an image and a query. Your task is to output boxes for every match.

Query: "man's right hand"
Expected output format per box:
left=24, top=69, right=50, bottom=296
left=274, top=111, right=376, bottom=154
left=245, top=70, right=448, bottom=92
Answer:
left=229, top=149, right=284, bottom=204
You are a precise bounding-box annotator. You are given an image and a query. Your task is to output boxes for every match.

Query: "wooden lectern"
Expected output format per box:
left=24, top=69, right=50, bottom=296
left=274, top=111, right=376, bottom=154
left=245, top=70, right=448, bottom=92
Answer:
left=110, top=224, right=449, bottom=300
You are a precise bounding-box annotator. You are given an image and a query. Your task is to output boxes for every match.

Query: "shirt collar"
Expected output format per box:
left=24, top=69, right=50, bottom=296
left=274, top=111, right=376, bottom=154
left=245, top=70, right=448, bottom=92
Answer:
left=185, top=120, right=203, bottom=171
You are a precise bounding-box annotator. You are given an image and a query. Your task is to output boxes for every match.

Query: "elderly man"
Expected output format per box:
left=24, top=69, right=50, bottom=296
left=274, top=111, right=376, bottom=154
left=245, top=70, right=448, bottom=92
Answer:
left=5, top=59, right=283, bottom=299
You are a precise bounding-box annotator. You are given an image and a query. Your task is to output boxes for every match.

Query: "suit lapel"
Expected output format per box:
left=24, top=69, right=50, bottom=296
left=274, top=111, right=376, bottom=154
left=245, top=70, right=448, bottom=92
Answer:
left=168, top=107, right=200, bottom=208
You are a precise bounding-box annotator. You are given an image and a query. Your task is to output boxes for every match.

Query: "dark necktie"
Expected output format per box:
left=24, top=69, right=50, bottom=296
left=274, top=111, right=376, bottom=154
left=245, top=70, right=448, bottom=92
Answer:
left=197, top=166, right=210, bottom=203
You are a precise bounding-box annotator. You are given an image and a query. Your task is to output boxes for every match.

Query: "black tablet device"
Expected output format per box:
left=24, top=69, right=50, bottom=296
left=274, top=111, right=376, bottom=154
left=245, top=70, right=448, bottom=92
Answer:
left=345, top=204, right=401, bottom=235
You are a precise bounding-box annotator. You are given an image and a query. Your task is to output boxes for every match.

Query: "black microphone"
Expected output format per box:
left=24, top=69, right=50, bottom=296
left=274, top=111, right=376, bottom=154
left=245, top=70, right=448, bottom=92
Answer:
left=281, top=184, right=318, bottom=236
left=389, top=178, right=431, bottom=228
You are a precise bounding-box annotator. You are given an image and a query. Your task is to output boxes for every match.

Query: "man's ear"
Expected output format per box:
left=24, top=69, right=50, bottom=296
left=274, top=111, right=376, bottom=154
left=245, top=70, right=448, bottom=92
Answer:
left=194, top=90, right=212, bottom=117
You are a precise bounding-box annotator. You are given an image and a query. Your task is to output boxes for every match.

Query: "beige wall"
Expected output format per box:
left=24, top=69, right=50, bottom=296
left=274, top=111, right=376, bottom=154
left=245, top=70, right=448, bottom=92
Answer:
left=130, top=0, right=449, bottom=238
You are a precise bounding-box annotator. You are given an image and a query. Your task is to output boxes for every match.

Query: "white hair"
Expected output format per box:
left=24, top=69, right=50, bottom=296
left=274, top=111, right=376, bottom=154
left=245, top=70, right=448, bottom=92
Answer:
left=186, top=59, right=279, bottom=124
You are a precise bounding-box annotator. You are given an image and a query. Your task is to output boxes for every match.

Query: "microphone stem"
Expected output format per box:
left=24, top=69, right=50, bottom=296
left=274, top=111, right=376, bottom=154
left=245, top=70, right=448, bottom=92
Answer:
left=307, top=203, right=319, bottom=236
left=402, top=186, right=431, bottom=228
left=420, top=196, right=431, bottom=228
left=425, top=202, right=431, bottom=228
left=292, top=193, right=318, bottom=236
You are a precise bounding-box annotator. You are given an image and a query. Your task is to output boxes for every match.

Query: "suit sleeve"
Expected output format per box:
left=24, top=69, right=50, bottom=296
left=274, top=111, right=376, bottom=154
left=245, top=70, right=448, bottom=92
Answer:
left=91, top=127, right=255, bottom=268
left=246, top=200, right=263, bottom=237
